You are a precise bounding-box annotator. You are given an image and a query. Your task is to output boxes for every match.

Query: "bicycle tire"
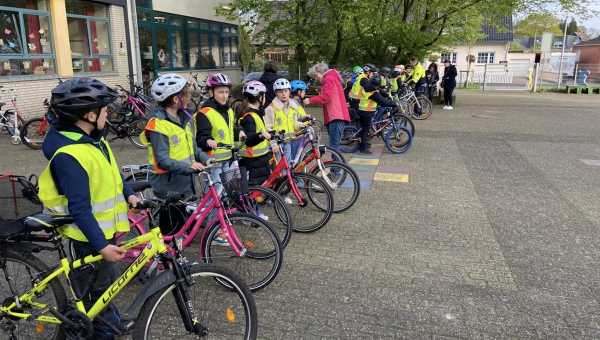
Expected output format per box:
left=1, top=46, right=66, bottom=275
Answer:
left=411, top=97, right=433, bottom=120
left=201, top=213, right=283, bottom=292
left=0, top=247, right=68, bottom=340
left=133, top=263, right=257, bottom=340
left=275, top=172, right=334, bottom=233
left=4, top=112, right=24, bottom=136
left=124, top=172, right=154, bottom=199
left=385, top=126, right=413, bottom=154
left=340, top=126, right=360, bottom=153
left=300, top=146, right=348, bottom=167
left=20, top=117, right=49, bottom=150
left=241, top=185, right=293, bottom=249
left=128, top=118, right=148, bottom=149
left=309, top=161, right=361, bottom=213
left=394, top=113, right=415, bottom=137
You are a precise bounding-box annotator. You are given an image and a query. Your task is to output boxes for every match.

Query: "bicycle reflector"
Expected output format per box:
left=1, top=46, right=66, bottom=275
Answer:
left=227, top=309, right=235, bottom=323
left=174, top=236, right=185, bottom=251
left=36, top=324, right=44, bottom=334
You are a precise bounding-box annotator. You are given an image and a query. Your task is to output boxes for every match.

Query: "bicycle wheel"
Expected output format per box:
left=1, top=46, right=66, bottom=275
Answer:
left=385, top=126, right=413, bottom=154
left=202, top=213, right=283, bottom=292
left=21, top=117, right=49, bottom=150
left=275, top=172, right=334, bottom=233
left=0, top=247, right=68, bottom=340
left=125, top=172, right=154, bottom=199
left=128, top=118, right=148, bottom=149
left=133, top=263, right=257, bottom=340
left=300, top=146, right=348, bottom=168
left=240, top=185, right=293, bottom=249
left=340, top=126, right=360, bottom=153
left=411, top=97, right=433, bottom=120
left=310, top=161, right=360, bottom=213
left=4, top=112, right=24, bottom=134
left=394, top=113, right=415, bottom=138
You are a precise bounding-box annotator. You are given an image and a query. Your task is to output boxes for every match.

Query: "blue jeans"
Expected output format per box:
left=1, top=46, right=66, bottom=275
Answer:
left=275, top=142, right=292, bottom=175
left=289, top=139, right=302, bottom=167
left=327, top=120, right=345, bottom=163
left=205, top=161, right=230, bottom=225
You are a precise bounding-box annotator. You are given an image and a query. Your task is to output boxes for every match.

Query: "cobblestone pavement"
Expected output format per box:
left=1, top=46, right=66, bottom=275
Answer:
left=2, top=90, right=600, bottom=339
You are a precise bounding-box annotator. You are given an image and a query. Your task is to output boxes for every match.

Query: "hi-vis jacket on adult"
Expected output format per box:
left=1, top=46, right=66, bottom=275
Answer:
left=39, top=121, right=136, bottom=251
left=140, top=105, right=210, bottom=197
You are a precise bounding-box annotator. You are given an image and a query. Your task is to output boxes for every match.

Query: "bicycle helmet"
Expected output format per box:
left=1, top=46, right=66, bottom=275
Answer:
left=150, top=73, right=187, bottom=102
left=353, top=66, right=364, bottom=74
left=394, top=65, right=405, bottom=72
left=273, top=78, right=291, bottom=90
left=206, top=73, right=232, bottom=88
left=363, top=63, right=378, bottom=73
left=290, top=80, right=309, bottom=93
left=243, top=80, right=267, bottom=97
left=51, top=77, right=119, bottom=120
left=370, top=74, right=382, bottom=85
left=381, top=66, right=391, bottom=74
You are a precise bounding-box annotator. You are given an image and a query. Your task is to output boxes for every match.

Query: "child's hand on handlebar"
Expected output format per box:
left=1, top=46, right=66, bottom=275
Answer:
left=190, top=162, right=205, bottom=171
left=261, top=132, right=272, bottom=140
left=207, top=139, right=218, bottom=150
left=271, top=144, right=280, bottom=154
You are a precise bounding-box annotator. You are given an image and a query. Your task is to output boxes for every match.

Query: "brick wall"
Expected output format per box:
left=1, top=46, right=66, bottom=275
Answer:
left=0, top=5, right=131, bottom=121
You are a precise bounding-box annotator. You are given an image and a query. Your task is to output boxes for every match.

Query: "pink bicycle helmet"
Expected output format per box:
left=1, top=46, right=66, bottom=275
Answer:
left=206, top=73, right=232, bottom=88
left=243, top=80, right=267, bottom=97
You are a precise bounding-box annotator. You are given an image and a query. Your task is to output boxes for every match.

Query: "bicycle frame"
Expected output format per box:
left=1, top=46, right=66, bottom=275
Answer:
left=261, top=153, right=305, bottom=204
left=347, top=117, right=394, bottom=142
left=1, top=227, right=168, bottom=323
left=289, top=127, right=340, bottom=189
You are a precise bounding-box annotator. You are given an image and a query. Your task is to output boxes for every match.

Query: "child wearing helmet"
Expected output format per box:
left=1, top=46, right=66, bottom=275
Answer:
left=141, top=73, right=212, bottom=235
left=39, top=77, right=139, bottom=338
left=195, top=73, right=245, bottom=191
left=264, top=78, right=306, bottom=203
left=349, top=64, right=372, bottom=113
left=289, top=80, right=311, bottom=163
left=235, top=80, right=273, bottom=186
left=380, top=66, right=392, bottom=89
left=344, top=66, right=364, bottom=101
left=390, top=65, right=405, bottom=100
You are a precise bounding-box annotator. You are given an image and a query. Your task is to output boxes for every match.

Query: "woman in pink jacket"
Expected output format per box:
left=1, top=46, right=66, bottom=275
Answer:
left=303, top=63, right=350, bottom=160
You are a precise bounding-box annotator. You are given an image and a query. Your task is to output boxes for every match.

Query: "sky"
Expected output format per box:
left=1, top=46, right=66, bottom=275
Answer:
left=578, top=3, right=600, bottom=32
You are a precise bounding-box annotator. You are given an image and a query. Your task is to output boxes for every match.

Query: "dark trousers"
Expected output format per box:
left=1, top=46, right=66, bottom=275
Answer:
left=357, top=111, right=373, bottom=152
left=350, top=99, right=360, bottom=114
left=426, top=86, right=436, bottom=102
left=444, top=86, right=454, bottom=106
left=414, top=81, right=427, bottom=115
left=71, top=239, right=121, bottom=340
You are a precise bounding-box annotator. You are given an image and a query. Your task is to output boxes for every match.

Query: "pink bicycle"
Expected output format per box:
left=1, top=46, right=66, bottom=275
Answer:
left=71, top=165, right=283, bottom=292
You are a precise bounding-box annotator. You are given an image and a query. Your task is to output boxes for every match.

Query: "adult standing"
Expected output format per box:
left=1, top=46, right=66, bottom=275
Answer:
left=405, top=57, right=427, bottom=116
left=258, top=61, right=280, bottom=108
left=303, top=63, right=350, bottom=160
left=425, top=63, right=440, bottom=102
left=441, top=59, right=457, bottom=110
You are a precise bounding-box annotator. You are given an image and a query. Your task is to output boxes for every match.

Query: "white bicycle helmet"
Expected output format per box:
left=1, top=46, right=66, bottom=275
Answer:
left=151, top=73, right=187, bottom=102
left=273, top=78, right=291, bottom=90
left=243, top=80, right=267, bottom=97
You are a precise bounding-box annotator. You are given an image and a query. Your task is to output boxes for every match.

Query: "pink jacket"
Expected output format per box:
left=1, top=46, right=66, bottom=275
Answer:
left=308, top=69, right=350, bottom=125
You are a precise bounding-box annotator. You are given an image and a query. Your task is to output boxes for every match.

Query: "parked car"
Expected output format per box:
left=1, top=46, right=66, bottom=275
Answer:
left=243, top=72, right=263, bottom=85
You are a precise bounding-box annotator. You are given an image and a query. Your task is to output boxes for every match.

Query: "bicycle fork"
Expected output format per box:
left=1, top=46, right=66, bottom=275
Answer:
left=167, top=258, right=208, bottom=335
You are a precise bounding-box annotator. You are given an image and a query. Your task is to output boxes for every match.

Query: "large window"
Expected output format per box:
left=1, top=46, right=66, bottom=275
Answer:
left=477, top=52, right=495, bottom=64
left=136, top=8, right=238, bottom=74
left=440, top=52, right=457, bottom=64
left=0, top=1, right=56, bottom=77
left=66, top=0, right=112, bottom=73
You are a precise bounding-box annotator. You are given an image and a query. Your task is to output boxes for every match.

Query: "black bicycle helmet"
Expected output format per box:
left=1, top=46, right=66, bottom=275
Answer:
left=381, top=66, right=391, bottom=74
left=370, top=74, right=382, bottom=85
left=51, top=77, right=119, bottom=120
left=363, top=63, right=378, bottom=73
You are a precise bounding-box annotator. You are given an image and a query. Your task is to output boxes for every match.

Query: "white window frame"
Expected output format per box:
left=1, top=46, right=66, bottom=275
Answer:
left=476, top=52, right=495, bottom=65
left=440, top=52, right=457, bottom=64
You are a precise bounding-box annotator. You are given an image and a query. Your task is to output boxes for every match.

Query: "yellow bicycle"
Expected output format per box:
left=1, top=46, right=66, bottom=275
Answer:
left=0, top=197, right=257, bottom=340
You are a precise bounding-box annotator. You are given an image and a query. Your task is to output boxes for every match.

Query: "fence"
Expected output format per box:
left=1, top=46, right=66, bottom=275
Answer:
left=478, top=62, right=536, bottom=90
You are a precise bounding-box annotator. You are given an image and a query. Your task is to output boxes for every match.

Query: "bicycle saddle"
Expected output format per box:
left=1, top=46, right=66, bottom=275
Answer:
left=127, top=181, right=152, bottom=192
left=24, top=213, right=74, bottom=232
left=0, top=102, right=5, bottom=108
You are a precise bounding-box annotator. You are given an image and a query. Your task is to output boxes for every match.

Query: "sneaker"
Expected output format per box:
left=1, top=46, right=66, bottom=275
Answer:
left=212, top=230, right=230, bottom=246
left=443, top=105, right=448, bottom=109
left=447, top=106, right=453, bottom=110
left=359, top=150, right=373, bottom=155
left=258, top=212, right=269, bottom=221
left=284, top=196, right=293, bottom=205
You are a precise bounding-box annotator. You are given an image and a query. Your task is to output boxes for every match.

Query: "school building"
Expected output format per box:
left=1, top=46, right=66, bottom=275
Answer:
left=0, top=0, right=240, bottom=119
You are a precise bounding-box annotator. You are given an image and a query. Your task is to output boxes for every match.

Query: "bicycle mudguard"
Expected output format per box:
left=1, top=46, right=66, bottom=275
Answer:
left=2, top=242, right=47, bottom=257
left=122, top=269, right=176, bottom=316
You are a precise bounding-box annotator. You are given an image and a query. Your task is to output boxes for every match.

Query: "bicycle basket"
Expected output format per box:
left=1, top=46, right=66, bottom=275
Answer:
left=0, top=174, right=43, bottom=229
left=220, top=167, right=243, bottom=197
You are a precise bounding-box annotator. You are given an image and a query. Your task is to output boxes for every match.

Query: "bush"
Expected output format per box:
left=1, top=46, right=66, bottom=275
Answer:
left=455, top=84, right=481, bottom=90
left=536, top=87, right=566, bottom=93
left=230, top=84, right=244, bottom=96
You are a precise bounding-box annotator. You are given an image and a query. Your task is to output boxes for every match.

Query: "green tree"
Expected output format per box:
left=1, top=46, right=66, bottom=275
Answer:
left=567, top=18, right=578, bottom=35
left=238, top=25, right=253, bottom=75
left=514, top=12, right=562, bottom=38
left=509, top=41, right=524, bottom=51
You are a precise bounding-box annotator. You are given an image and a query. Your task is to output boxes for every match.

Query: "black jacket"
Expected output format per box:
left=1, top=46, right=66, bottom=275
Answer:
left=357, top=78, right=397, bottom=115
left=442, top=65, right=457, bottom=89
left=196, top=98, right=241, bottom=152
left=258, top=72, right=280, bottom=108
left=426, top=70, right=439, bottom=87
left=238, top=107, right=271, bottom=185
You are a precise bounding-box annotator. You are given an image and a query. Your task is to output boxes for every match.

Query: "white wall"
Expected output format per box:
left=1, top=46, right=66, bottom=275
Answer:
left=152, top=0, right=236, bottom=24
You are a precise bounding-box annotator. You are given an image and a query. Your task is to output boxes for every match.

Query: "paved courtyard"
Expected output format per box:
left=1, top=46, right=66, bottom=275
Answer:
left=2, top=90, right=600, bottom=339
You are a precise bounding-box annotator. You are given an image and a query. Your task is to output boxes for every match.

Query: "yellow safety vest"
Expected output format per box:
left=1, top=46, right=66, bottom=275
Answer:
left=409, top=63, right=426, bottom=83
left=350, top=73, right=367, bottom=99
left=238, top=112, right=270, bottom=158
left=391, top=76, right=401, bottom=92
left=38, top=133, right=129, bottom=242
left=358, top=89, right=378, bottom=112
left=196, top=107, right=234, bottom=161
left=270, top=102, right=299, bottom=141
left=381, top=77, right=387, bottom=87
left=140, top=117, right=195, bottom=174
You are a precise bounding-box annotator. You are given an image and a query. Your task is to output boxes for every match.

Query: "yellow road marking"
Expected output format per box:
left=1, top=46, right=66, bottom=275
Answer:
left=348, top=158, right=380, bottom=165
left=373, top=173, right=409, bottom=182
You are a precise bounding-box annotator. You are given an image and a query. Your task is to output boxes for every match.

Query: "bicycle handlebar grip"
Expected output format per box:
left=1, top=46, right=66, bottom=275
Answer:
left=166, top=192, right=186, bottom=203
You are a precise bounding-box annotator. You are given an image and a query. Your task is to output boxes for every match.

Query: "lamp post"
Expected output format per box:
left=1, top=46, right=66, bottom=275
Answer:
left=557, top=15, right=569, bottom=88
